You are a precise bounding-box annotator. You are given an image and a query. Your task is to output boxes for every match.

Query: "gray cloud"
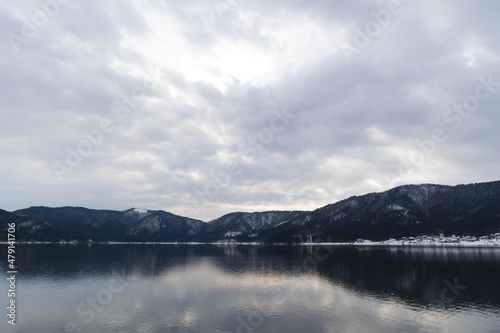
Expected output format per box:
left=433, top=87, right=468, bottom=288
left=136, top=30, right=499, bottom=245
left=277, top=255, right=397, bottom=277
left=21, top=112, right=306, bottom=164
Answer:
left=1, top=0, right=499, bottom=221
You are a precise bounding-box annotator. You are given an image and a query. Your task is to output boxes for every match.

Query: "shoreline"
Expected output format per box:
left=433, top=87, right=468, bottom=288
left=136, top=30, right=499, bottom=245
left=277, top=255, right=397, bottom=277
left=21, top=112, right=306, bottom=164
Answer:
left=2, top=240, right=500, bottom=247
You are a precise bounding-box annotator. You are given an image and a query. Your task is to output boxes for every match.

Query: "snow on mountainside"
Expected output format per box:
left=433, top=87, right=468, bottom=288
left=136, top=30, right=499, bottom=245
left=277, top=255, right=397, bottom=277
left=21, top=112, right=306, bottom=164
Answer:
left=205, top=210, right=306, bottom=240
left=128, top=215, right=161, bottom=235
left=125, top=210, right=205, bottom=239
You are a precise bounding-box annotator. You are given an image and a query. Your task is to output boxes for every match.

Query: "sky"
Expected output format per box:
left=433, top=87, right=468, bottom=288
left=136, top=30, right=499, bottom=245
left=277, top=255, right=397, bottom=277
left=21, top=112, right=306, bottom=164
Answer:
left=1, top=0, right=499, bottom=221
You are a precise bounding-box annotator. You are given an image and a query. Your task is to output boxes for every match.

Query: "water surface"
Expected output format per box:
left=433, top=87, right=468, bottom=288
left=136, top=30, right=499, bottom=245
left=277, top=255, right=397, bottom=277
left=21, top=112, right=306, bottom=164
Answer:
left=1, top=244, right=499, bottom=332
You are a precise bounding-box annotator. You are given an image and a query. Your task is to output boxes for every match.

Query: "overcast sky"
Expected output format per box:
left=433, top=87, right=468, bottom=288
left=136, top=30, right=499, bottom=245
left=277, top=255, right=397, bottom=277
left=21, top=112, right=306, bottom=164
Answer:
left=1, top=0, right=499, bottom=221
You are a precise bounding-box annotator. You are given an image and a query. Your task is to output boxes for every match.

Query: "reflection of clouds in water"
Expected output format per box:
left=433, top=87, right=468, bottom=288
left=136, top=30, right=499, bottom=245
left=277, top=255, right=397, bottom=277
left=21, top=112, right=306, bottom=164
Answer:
left=83, top=261, right=442, bottom=333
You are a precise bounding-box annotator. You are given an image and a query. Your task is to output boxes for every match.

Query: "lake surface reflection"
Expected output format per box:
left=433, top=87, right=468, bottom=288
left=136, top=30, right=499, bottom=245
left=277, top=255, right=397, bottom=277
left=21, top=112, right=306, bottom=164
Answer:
left=1, top=244, right=500, bottom=332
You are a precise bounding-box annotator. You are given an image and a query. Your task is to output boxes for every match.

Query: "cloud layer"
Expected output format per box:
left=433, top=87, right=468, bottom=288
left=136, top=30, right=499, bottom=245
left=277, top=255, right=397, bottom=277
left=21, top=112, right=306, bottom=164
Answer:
left=1, top=0, right=499, bottom=220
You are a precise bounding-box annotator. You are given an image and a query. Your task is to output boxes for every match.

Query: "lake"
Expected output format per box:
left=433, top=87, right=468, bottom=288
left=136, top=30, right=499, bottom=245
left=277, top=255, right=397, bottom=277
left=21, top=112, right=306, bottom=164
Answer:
left=1, top=244, right=500, bottom=332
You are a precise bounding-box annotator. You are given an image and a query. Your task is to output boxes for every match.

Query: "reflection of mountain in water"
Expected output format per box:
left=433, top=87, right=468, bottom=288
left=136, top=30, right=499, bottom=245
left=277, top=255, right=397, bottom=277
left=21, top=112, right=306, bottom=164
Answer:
left=5, top=244, right=500, bottom=310
left=315, top=246, right=500, bottom=308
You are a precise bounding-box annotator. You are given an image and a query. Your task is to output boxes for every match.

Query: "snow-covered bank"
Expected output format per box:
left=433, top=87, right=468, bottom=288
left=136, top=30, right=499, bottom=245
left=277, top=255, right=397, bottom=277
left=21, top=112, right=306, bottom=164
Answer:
left=300, top=233, right=500, bottom=247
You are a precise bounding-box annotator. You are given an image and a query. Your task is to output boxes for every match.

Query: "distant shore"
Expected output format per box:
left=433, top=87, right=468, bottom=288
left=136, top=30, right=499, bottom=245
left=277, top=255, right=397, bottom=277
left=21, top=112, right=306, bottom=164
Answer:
left=2, top=238, right=500, bottom=247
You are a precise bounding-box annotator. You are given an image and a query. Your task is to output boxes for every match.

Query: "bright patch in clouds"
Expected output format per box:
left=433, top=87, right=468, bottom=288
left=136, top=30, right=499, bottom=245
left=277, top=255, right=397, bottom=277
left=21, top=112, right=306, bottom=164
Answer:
left=1, top=0, right=499, bottom=220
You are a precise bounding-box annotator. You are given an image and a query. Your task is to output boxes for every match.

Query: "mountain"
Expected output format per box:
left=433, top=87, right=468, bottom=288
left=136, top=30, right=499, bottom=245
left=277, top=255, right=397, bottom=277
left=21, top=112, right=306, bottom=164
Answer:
left=0, top=208, right=81, bottom=241
left=202, top=211, right=306, bottom=241
left=265, top=181, right=500, bottom=243
left=0, top=209, right=20, bottom=240
left=0, top=208, right=18, bottom=225
left=11, top=207, right=205, bottom=242
left=125, top=209, right=205, bottom=241
left=2, top=180, right=500, bottom=243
